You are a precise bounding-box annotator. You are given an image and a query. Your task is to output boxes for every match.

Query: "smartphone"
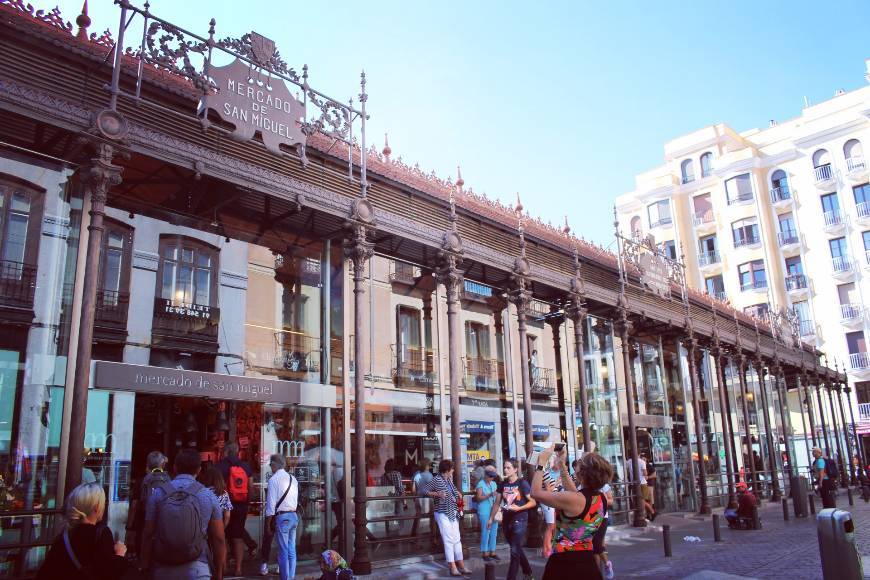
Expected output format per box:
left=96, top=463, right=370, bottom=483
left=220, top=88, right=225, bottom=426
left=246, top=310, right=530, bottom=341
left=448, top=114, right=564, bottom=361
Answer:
left=553, top=443, right=565, bottom=453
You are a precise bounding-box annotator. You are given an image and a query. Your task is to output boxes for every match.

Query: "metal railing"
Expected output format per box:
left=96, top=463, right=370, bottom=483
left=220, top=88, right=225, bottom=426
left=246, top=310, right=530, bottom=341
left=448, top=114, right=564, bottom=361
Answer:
left=0, top=260, right=37, bottom=309
left=840, top=303, right=863, bottom=322
left=389, top=260, right=420, bottom=284
left=744, top=305, right=769, bottom=320
left=823, top=210, right=844, bottom=228
left=727, top=192, right=754, bottom=205
left=95, top=289, right=130, bottom=325
left=392, top=345, right=436, bottom=388
left=814, top=163, right=834, bottom=182
left=462, top=279, right=493, bottom=299
left=682, top=174, right=695, bottom=184
left=463, top=357, right=504, bottom=392
left=733, top=235, right=760, bottom=248
left=530, top=367, right=555, bottom=396
left=740, top=279, right=767, bottom=292
left=777, top=230, right=799, bottom=246
left=529, top=299, right=551, bottom=317
left=858, top=402, right=870, bottom=421
left=784, top=274, right=807, bottom=291
left=707, top=290, right=727, bottom=301
left=832, top=256, right=854, bottom=274
left=770, top=185, right=791, bottom=203
left=846, top=156, right=866, bottom=173
left=693, top=211, right=714, bottom=226
left=273, top=331, right=321, bottom=374
left=799, top=319, right=815, bottom=337
left=850, top=352, right=870, bottom=370
left=858, top=201, right=870, bottom=219
left=650, top=217, right=673, bottom=228
left=698, top=250, right=720, bottom=267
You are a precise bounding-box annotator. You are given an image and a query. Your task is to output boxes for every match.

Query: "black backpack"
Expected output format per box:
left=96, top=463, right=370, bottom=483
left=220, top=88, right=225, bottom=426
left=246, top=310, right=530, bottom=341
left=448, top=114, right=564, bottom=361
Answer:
left=824, top=457, right=840, bottom=483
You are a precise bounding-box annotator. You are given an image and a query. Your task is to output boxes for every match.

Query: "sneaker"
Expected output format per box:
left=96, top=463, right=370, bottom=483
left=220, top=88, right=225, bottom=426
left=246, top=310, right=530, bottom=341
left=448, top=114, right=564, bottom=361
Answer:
left=259, top=562, right=269, bottom=576
left=605, top=561, right=614, bottom=580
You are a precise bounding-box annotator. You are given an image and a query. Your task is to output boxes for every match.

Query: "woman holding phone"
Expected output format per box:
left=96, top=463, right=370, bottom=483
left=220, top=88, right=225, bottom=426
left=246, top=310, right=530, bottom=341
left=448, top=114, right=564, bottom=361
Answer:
left=531, top=445, right=613, bottom=578
left=492, top=458, right=536, bottom=580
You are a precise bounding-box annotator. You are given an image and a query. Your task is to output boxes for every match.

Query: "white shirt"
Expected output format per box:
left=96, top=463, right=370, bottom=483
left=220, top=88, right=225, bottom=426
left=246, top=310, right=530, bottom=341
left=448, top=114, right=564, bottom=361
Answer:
left=265, top=468, right=298, bottom=516
left=628, top=458, right=647, bottom=485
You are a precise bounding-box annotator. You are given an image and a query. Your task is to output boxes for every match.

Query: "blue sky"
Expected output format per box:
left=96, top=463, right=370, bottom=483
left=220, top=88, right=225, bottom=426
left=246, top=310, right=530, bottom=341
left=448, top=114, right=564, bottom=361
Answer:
left=57, top=0, right=870, bottom=243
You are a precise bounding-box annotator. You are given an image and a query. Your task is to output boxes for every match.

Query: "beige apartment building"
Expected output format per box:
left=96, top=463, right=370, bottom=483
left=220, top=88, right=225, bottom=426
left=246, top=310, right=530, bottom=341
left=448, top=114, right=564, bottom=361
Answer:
left=616, top=59, right=870, bottom=456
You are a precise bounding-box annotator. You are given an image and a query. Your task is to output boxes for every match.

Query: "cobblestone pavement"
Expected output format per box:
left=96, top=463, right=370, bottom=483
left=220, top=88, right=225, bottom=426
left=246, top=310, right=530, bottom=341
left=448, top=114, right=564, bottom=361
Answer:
left=242, top=489, right=870, bottom=579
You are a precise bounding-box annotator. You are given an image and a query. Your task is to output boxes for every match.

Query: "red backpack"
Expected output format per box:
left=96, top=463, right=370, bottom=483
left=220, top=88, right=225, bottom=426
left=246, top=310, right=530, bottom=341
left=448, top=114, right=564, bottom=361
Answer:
left=228, top=465, right=249, bottom=502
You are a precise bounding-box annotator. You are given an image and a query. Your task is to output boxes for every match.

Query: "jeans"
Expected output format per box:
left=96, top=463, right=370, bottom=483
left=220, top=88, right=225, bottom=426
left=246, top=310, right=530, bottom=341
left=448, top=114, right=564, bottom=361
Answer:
left=504, top=515, right=531, bottom=580
left=477, top=503, right=498, bottom=552
left=275, top=511, right=299, bottom=580
left=820, top=479, right=836, bottom=509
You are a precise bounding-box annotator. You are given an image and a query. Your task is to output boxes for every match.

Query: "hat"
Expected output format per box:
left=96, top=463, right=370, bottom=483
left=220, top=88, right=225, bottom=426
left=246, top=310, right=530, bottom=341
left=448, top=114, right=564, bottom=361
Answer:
left=320, top=550, right=348, bottom=572
left=735, top=482, right=748, bottom=492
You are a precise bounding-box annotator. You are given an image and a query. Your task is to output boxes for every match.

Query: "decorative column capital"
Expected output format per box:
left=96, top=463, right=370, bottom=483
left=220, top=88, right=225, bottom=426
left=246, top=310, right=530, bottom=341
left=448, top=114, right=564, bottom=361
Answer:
left=342, top=202, right=375, bottom=277
left=565, top=299, right=588, bottom=327
left=435, top=251, right=464, bottom=290
left=77, top=140, right=125, bottom=208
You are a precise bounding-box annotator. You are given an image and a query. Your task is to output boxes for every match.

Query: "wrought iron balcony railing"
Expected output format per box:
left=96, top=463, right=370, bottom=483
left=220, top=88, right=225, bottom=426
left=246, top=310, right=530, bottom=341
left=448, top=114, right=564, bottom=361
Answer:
left=693, top=211, right=714, bottom=226
left=649, top=217, right=673, bottom=228
left=698, top=251, right=720, bottom=267
left=530, top=367, right=555, bottom=397
left=823, top=211, right=844, bottom=228
left=814, top=163, right=834, bottom=183
left=740, top=279, right=767, bottom=292
left=840, top=303, right=863, bottom=322
left=832, top=256, right=854, bottom=274
left=846, top=156, right=866, bottom=173
left=463, top=357, right=505, bottom=393
left=850, top=352, right=870, bottom=371
left=857, top=201, right=870, bottom=220
left=727, top=192, right=754, bottom=205
left=0, top=260, right=37, bottom=310
left=392, top=344, right=436, bottom=388
left=777, top=230, right=799, bottom=246
left=734, top=235, right=760, bottom=248
left=798, top=319, right=815, bottom=337
left=770, top=185, right=791, bottom=203
left=784, top=274, right=807, bottom=291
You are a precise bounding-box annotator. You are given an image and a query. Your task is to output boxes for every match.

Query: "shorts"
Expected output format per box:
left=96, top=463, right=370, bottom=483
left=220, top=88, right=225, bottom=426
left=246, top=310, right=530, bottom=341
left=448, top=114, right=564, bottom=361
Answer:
left=541, top=504, right=556, bottom=524
left=641, top=484, right=653, bottom=503
left=592, top=518, right=608, bottom=554
left=227, top=501, right=249, bottom=539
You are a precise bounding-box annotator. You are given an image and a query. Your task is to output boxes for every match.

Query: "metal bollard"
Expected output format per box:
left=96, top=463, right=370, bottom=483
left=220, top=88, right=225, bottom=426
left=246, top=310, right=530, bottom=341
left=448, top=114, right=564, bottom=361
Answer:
left=484, top=561, right=496, bottom=580
left=751, top=505, right=761, bottom=530
left=809, top=493, right=816, bottom=515
left=662, top=524, right=672, bottom=557
left=713, top=514, right=722, bottom=542
left=847, top=487, right=854, bottom=506
left=782, top=498, right=790, bottom=521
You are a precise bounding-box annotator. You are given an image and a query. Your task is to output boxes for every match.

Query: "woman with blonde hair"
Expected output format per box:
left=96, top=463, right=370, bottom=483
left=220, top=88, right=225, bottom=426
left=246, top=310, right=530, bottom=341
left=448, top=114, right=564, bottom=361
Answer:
left=37, top=482, right=128, bottom=579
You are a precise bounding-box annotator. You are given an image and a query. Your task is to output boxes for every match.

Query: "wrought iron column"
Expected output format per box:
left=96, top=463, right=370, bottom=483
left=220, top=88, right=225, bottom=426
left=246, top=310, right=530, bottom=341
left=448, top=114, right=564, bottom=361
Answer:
left=566, top=247, right=591, bottom=452
left=796, top=376, right=812, bottom=473
left=826, top=383, right=847, bottom=487
left=616, top=314, right=646, bottom=526
left=814, top=377, right=832, bottom=456
left=714, top=350, right=736, bottom=508
left=65, top=141, right=123, bottom=492
left=422, top=294, right=433, bottom=376
left=845, top=385, right=864, bottom=467
left=736, top=355, right=759, bottom=493
left=548, top=314, right=568, bottom=443
left=755, top=360, right=781, bottom=501
left=835, top=383, right=855, bottom=485
left=344, top=200, right=375, bottom=575
left=774, top=368, right=795, bottom=479
left=802, top=375, right=818, bottom=449
left=686, top=338, right=711, bottom=514
left=724, top=357, right=741, bottom=482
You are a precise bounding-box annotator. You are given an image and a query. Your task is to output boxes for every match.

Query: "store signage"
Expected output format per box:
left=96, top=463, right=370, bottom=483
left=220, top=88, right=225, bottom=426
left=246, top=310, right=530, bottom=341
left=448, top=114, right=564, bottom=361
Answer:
left=460, top=396, right=500, bottom=409
left=533, top=425, right=550, bottom=438
left=157, top=298, right=214, bottom=320
left=621, top=413, right=673, bottom=430
left=463, top=421, right=496, bottom=434
left=638, top=252, right=671, bottom=299
left=93, top=361, right=336, bottom=407
left=204, top=40, right=306, bottom=154
left=467, top=450, right=491, bottom=462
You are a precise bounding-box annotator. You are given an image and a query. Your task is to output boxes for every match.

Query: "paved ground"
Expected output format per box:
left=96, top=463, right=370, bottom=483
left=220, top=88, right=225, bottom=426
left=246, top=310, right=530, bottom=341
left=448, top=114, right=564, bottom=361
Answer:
left=240, top=488, right=870, bottom=579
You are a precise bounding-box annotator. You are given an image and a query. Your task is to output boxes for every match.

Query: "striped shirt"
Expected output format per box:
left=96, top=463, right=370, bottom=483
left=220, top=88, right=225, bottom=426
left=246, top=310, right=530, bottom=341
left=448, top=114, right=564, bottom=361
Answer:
left=421, top=474, right=461, bottom=521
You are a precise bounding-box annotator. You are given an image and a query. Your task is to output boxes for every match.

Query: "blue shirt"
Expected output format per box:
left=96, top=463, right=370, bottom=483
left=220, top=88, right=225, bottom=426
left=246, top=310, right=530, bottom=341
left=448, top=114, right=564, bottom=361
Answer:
left=814, top=457, right=828, bottom=480
left=145, top=474, right=222, bottom=567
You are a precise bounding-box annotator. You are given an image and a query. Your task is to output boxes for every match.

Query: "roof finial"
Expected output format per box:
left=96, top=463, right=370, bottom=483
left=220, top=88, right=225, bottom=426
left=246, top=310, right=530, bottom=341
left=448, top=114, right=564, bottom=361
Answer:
left=562, top=215, right=571, bottom=237
left=448, top=187, right=457, bottom=227
left=382, top=133, right=391, bottom=160
left=455, top=166, right=464, bottom=191
left=515, top=192, right=524, bottom=215
left=76, top=0, right=91, bottom=40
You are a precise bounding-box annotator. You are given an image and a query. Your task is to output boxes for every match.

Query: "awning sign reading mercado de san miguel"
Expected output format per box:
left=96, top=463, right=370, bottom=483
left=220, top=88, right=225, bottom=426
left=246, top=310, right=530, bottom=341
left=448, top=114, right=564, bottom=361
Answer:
left=201, top=33, right=305, bottom=154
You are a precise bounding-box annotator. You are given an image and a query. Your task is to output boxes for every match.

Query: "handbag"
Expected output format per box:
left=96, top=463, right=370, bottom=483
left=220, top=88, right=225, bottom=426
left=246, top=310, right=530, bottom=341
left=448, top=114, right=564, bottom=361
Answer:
left=268, top=472, right=294, bottom=532
left=493, top=508, right=503, bottom=523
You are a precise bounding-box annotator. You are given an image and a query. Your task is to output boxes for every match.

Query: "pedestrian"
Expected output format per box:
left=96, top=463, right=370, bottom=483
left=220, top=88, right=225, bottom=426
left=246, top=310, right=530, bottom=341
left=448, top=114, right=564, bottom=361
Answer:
left=627, top=452, right=654, bottom=521
left=411, top=458, right=434, bottom=541
left=531, top=447, right=612, bottom=579
left=265, top=453, right=300, bottom=580
left=202, top=466, right=233, bottom=528
left=421, top=459, right=471, bottom=576
left=540, top=457, right=561, bottom=558
left=382, top=458, right=405, bottom=535
left=853, top=455, right=870, bottom=501
left=139, top=448, right=226, bottom=580
left=811, top=447, right=836, bottom=509
left=575, top=458, right=614, bottom=578
left=37, top=482, right=129, bottom=580
left=724, top=482, right=757, bottom=529
left=125, top=450, right=170, bottom=558
left=496, top=458, right=536, bottom=580
left=476, top=465, right=500, bottom=561
left=317, top=549, right=354, bottom=580
left=218, top=442, right=255, bottom=576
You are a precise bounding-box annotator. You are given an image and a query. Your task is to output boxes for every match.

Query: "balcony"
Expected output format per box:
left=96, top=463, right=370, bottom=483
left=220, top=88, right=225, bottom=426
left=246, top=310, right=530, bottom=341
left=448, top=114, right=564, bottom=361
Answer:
left=823, top=210, right=846, bottom=233
left=832, top=256, right=854, bottom=277
left=798, top=319, right=816, bottom=337
left=463, top=357, right=504, bottom=393
left=393, top=345, right=436, bottom=388
left=152, top=297, right=220, bottom=350
left=770, top=185, right=792, bottom=204
left=733, top=235, right=761, bottom=249
left=693, top=211, right=714, bottom=228
left=740, top=279, right=768, bottom=293
left=530, top=366, right=556, bottom=398
left=727, top=192, right=754, bottom=206
left=846, top=156, right=867, bottom=178
left=777, top=230, right=800, bottom=247
left=93, top=289, right=130, bottom=342
left=857, top=201, right=870, bottom=222
left=744, top=305, right=769, bottom=321
left=698, top=250, right=720, bottom=268
left=850, top=352, right=870, bottom=371
left=649, top=216, right=673, bottom=229
left=462, top=279, right=494, bottom=303
left=273, top=331, right=321, bottom=376
left=814, top=163, right=835, bottom=186
left=840, top=303, right=864, bottom=324
left=274, top=254, right=321, bottom=286
left=706, top=290, right=727, bottom=302
left=389, top=260, right=422, bottom=285
left=0, top=260, right=37, bottom=323
left=784, top=274, right=808, bottom=292
left=859, top=402, right=870, bottom=421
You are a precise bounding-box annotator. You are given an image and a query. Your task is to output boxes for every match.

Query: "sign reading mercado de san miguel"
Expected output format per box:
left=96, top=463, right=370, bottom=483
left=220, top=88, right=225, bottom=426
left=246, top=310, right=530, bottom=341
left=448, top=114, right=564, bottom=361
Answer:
left=200, top=33, right=306, bottom=154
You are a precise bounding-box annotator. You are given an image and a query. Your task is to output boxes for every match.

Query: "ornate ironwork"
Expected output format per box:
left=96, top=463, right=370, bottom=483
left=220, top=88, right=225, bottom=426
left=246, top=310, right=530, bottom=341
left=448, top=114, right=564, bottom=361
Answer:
left=617, top=230, right=685, bottom=301
left=0, top=0, right=72, bottom=33
left=143, top=20, right=213, bottom=91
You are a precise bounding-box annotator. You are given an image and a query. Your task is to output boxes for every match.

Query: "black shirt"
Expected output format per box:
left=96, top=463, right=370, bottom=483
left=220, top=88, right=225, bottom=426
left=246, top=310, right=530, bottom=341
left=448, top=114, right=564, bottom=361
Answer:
left=37, top=524, right=127, bottom=580
left=498, top=478, right=532, bottom=522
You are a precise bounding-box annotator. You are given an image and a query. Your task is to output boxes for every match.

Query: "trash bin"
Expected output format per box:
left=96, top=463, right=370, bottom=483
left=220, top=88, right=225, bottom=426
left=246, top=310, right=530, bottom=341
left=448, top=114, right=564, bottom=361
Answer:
left=817, top=508, right=863, bottom=580
left=791, top=475, right=808, bottom=518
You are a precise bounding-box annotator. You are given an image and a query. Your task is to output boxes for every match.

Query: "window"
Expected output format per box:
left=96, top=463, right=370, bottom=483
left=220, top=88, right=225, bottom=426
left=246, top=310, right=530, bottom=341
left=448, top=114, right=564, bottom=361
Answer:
left=692, top=193, right=713, bottom=223
left=732, top=217, right=759, bottom=247
left=855, top=183, right=870, bottom=218
left=863, top=230, right=870, bottom=253
left=698, top=234, right=718, bottom=265
left=777, top=213, right=797, bottom=245
left=660, top=240, right=677, bottom=260
left=0, top=176, right=43, bottom=279
left=681, top=159, right=695, bottom=184
left=158, top=236, right=218, bottom=306
left=785, top=256, right=803, bottom=276
left=700, top=152, right=713, bottom=178
left=98, top=220, right=133, bottom=306
left=397, top=306, right=422, bottom=376
left=725, top=173, right=753, bottom=204
left=784, top=257, right=805, bottom=291
left=830, top=237, right=850, bottom=271
left=705, top=275, right=724, bottom=298
left=847, top=331, right=866, bottom=355
left=738, top=260, right=766, bottom=291
left=647, top=200, right=672, bottom=228
left=821, top=192, right=841, bottom=226
left=793, top=300, right=812, bottom=335
left=465, top=321, right=491, bottom=360
left=837, top=283, right=858, bottom=306
left=744, top=303, right=769, bottom=320
left=629, top=216, right=642, bottom=238
left=770, top=169, right=790, bottom=202
left=844, top=139, right=864, bottom=171
left=813, top=149, right=833, bottom=181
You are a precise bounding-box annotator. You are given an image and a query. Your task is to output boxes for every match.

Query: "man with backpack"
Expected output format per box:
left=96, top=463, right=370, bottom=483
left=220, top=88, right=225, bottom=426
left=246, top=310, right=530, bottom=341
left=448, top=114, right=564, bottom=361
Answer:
left=126, top=451, right=170, bottom=558
left=811, top=447, right=837, bottom=509
left=218, top=442, right=254, bottom=577
left=140, top=448, right=226, bottom=580
left=265, top=453, right=299, bottom=580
